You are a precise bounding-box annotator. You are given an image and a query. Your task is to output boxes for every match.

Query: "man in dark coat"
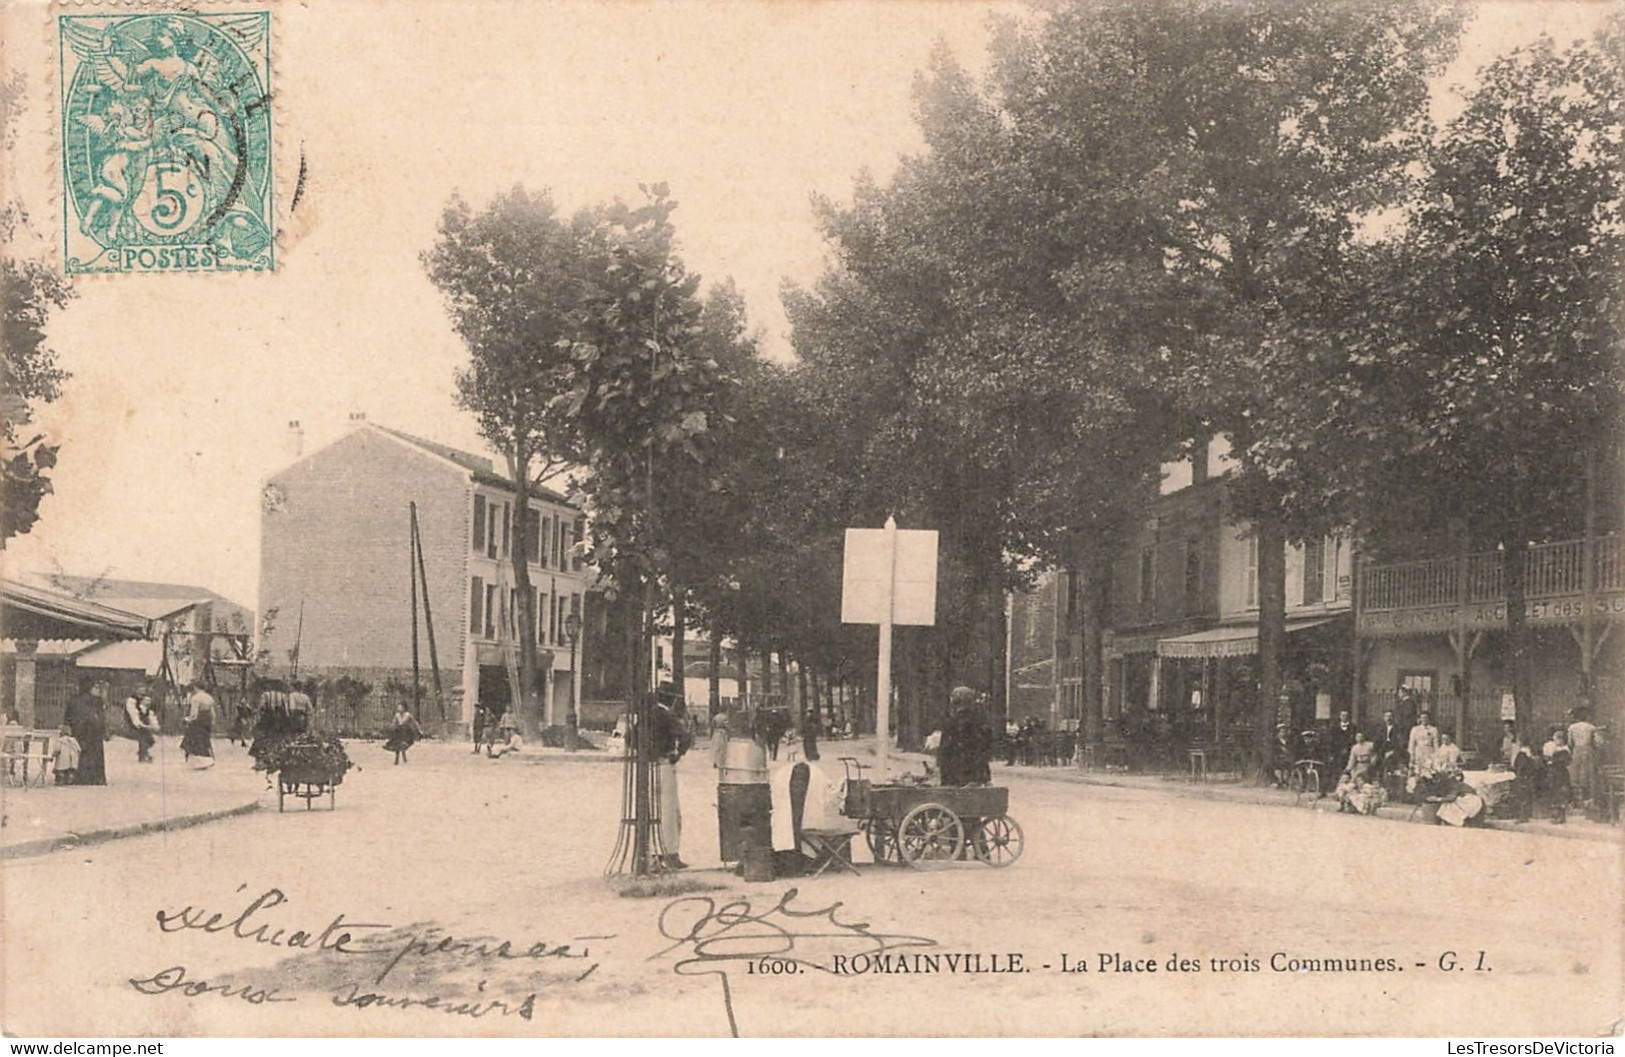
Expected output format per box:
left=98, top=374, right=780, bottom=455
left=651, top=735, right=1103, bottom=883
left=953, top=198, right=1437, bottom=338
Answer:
left=1324, top=709, right=1357, bottom=793
left=64, top=677, right=108, bottom=785
left=651, top=682, right=694, bottom=869
left=937, top=686, right=992, bottom=786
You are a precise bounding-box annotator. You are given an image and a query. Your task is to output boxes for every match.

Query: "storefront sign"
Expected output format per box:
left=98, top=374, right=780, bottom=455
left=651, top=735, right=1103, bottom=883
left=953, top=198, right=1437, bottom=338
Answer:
left=1357, top=590, right=1625, bottom=636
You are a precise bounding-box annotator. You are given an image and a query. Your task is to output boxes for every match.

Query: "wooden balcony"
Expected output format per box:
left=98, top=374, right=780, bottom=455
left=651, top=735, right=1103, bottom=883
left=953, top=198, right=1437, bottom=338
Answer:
left=1358, top=536, right=1624, bottom=636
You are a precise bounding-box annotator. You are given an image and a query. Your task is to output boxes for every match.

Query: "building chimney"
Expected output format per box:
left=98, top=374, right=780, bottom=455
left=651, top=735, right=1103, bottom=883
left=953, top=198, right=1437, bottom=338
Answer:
left=287, top=420, right=304, bottom=459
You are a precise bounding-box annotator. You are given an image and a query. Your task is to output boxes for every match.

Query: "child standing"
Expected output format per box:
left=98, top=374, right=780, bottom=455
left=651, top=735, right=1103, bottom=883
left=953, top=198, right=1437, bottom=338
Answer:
left=53, top=726, right=81, bottom=785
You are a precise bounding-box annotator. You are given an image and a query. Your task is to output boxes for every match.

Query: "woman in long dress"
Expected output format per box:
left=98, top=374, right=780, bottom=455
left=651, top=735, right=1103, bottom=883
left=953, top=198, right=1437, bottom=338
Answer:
left=65, top=681, right=108, bottom=785
left=1567, top=708, right=1600, bottom=809
left=181, top=685, right=216, bottom=768
left=382, top=705, right=422, bottom=764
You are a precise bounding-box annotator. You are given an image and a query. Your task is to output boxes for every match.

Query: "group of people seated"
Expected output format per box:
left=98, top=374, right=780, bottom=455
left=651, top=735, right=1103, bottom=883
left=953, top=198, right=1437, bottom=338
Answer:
left=1268, top=702, right=1606, bottom=827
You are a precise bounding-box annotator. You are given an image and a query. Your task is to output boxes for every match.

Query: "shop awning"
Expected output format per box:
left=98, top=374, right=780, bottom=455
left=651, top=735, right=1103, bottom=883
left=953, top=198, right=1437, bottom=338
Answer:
left=1156, top=617, right=1338, bottom=659
left=0, top=579, right=153, bottom=643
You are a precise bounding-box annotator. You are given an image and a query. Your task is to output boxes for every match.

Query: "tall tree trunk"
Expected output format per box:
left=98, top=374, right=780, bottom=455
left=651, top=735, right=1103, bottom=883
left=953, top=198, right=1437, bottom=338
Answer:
left=1504, top=536, right=1535, bottom=726
left=507, top=452, right=542, bottom=737
left=736, top=638, right=750, bottom=709
left=670, top=585, right=686, bottom=707
left=991, top=582, right=1009, bottom=728
left=1079, top=554, right=1108, bottom=765
left=796, top=657, right=809, bottom=727
left=1255, top=512, right=1287, bottom=784
left=708, top=634, right=722, bottom=717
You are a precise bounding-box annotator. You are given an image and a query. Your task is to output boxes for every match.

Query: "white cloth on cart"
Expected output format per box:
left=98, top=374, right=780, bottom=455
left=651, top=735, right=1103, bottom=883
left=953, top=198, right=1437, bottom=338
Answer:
left=769, top=759, right=846, bottom=852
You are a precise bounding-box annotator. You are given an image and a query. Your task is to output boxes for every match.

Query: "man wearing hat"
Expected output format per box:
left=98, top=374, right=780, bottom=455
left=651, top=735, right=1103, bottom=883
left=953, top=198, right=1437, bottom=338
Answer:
left=1269, top=722, right=1295, bottom=788
left=937, top=686, right=993, bottom=786
left=651, top=682, right=693, bottom=869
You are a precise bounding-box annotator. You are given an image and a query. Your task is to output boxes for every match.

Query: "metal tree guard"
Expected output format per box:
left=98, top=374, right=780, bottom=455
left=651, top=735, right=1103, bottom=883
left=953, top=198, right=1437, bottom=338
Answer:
left=603, top=688, right=669, bottom=876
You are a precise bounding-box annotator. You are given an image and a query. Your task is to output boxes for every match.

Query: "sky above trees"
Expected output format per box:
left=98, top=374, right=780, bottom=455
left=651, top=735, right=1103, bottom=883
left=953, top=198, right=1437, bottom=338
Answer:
left=0, top=0, right=1609, bottom=606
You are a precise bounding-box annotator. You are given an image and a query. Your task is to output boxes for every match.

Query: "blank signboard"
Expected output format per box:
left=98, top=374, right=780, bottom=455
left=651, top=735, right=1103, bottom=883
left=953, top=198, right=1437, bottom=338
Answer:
left=840, top=526, right=938, bottom=626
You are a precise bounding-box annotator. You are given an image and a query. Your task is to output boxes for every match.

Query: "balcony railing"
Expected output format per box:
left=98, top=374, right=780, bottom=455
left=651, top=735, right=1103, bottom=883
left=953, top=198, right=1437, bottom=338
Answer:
left=1361, top=536, right=1622, bottom=611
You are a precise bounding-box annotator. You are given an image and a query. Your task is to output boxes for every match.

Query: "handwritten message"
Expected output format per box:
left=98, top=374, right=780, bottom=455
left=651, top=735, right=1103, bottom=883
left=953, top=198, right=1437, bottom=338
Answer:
left=133, top=884, right=612, bottom=1023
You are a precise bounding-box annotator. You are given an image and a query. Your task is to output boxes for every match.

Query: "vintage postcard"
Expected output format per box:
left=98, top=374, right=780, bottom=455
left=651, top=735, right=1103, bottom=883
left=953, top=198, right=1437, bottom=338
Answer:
left=1, top=0, right=1621, bottom=1042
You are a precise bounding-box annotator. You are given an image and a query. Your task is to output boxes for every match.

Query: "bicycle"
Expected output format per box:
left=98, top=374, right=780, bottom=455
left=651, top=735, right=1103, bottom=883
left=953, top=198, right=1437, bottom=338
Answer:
left=1288, top=758, right=1325, bottom=804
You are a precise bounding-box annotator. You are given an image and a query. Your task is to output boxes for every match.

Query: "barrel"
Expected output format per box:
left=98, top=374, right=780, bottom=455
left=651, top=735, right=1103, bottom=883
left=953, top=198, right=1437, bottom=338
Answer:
left=717, top=783, right=772, bottom=863
left=717, top=737, right=767, bottom=785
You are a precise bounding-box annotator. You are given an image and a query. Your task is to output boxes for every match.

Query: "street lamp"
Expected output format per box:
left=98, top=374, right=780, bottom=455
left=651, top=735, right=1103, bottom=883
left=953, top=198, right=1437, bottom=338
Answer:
left=563, top=612, right=582, bottom=751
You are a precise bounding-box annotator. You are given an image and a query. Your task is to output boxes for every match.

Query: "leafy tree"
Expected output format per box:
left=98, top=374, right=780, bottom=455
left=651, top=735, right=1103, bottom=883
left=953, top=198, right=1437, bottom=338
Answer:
left=423, top=187, right=586, bottom=734
left=1346, top=24, right=1623, bottom=714
left=554, top=186, right=729, bottom=710
left=2, top=73, right=74, bottom=545
left=980, top=0, right=1464, bottom=772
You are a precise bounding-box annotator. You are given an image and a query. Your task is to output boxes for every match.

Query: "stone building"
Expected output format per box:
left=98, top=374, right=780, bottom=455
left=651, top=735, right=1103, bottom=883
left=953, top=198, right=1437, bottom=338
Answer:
left=258, top=420, right=589, bottom=735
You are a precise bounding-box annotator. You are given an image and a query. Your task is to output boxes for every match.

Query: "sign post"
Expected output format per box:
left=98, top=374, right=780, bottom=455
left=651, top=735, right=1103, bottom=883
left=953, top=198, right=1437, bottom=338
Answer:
left=842, top=517, right=937, bottom=781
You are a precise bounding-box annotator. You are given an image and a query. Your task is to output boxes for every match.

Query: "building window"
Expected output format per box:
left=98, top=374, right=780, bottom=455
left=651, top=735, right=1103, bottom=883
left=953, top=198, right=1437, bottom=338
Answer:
left=484, top=584, right=497, bottom=639
left=573, top=517, right=586, bottom=570
left=470, top=576, right=483, bottom=634
left=1184, top=541, right=1203, bottom=615
left=526, top=507, right=542, bottom=565
left=1302, top=537, right=1325, bottom=605
left=472, top=496, right=486, bottom=553
left=539, top=515, right=551, bottom=568
left=486, top=504, right=499, bottom=559
left=500, top=502, right=512, bottom=558
left=1245, top=534, right=1259, bottom=609
left=536, top=592, right=548, bottom=645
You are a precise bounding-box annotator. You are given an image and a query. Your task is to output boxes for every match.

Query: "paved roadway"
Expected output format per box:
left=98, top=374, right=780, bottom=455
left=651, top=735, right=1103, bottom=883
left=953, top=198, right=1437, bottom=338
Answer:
left=3, top=740, right=1619, bottom=1037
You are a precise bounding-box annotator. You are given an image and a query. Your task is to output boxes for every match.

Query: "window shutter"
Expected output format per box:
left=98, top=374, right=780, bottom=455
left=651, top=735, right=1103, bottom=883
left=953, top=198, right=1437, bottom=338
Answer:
left=472, top=496, right=486, bottom=552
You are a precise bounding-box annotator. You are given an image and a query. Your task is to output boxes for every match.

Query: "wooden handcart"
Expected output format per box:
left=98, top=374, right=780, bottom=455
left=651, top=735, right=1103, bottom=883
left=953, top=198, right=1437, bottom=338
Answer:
left=839, top=759, right=1024, bottom=868
left=277, top=763, right=340, bottom=812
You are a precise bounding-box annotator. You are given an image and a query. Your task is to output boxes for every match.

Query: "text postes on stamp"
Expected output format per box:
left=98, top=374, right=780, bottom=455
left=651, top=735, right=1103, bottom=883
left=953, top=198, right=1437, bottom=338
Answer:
left=59, top=11, right=274, bottom=274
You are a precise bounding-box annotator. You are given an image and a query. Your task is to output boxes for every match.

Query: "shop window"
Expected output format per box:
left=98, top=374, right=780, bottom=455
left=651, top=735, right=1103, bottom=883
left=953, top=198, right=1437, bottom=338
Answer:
left=1303, top=538, right=1325, bottom=605
left=526, top=507, right=542, bottom=565
left=1398, top=671, right=1435, bottom=697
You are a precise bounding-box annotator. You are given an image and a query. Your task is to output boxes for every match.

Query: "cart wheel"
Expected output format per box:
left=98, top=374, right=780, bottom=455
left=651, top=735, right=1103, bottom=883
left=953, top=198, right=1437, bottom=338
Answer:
left=862, top=818, right=897, bottom=863
left=970, top=814, right=1024, bottom=867
left=897, top=803, right=963, bottom=867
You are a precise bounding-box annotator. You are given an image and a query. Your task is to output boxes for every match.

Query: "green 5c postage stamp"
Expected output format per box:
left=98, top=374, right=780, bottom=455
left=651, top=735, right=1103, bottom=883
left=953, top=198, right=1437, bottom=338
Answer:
left=58, top=11, right=274, bottom=274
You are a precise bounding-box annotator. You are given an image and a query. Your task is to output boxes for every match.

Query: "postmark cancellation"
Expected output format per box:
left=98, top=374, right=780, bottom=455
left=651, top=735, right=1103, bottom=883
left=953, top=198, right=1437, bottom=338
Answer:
left=58, top=10, right=274, bottom=274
